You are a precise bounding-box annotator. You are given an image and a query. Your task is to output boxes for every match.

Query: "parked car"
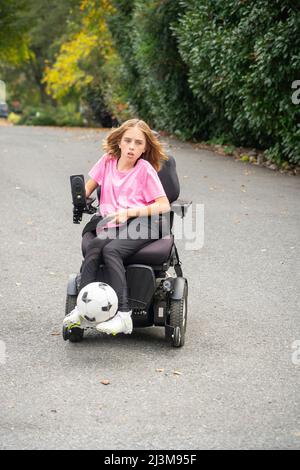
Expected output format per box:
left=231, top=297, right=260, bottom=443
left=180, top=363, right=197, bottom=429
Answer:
left=0, top=102, right=8, bottom=118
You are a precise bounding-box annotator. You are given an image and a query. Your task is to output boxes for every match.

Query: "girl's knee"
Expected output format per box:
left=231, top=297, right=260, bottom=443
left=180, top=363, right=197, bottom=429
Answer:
left=90, top=237, right=104, bottom=247
left=84, top=237, right=106, bottom=256
left=102, top=243, right=121, bottom=260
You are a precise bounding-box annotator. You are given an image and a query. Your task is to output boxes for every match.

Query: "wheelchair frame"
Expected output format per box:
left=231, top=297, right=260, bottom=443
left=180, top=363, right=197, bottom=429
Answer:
left=64, top=158, right=191, bottom=347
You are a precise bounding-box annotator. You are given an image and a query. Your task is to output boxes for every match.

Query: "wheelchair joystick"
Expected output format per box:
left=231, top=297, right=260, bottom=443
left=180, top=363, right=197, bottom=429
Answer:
left=70, top=174, right=97, bottom=223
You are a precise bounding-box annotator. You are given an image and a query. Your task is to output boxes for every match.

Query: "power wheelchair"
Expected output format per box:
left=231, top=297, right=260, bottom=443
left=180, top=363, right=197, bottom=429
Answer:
left=64, top=155, right=191, bottom=347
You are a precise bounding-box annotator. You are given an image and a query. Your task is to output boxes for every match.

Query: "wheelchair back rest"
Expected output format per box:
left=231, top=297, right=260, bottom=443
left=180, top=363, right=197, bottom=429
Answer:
left=157, top=154, right=180, bottom=203
left=96, top=154, right=180, bottom=204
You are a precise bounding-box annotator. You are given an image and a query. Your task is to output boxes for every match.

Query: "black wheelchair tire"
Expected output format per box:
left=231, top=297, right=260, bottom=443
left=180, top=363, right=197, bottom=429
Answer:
left=64, top=294, right=84, bottom=343
left=169, top=283, right=187, bottom=347
left=62, top=324, right=69, bottom=341
left=65, top=293, right=77, bottom=315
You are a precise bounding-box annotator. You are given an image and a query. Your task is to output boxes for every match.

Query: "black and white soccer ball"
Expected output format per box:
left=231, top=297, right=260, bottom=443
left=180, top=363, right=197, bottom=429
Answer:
left=77, top=282, right=118, bottom=324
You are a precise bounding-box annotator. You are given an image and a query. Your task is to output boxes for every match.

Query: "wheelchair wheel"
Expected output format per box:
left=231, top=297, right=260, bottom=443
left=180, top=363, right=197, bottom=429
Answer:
left=65, top=293, right=77, bottom=314
left=64, top=294, right=84, bottom=343
left=169, top=283, right=187, bottom=348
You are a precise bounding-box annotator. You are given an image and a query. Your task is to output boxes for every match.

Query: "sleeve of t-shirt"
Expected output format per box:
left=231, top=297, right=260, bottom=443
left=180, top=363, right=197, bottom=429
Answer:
left=143, top=165, right=167, bottom=203
left=88, top=153, right=108, bottom=186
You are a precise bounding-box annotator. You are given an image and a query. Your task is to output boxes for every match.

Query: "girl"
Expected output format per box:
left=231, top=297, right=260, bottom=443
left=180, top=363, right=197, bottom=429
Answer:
left=64, top=119, right=170, bottom=335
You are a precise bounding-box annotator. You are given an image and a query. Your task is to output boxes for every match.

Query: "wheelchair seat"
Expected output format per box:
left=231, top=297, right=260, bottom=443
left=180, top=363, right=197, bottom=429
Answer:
left=124, top=234, right=174, bottom=266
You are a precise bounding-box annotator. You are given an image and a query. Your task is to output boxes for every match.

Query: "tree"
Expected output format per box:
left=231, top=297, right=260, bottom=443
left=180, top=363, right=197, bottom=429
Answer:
left=0, top=0, right=31, bottom=64
left=43, top=0, right=129, bottom=124
left=0, top=0, right=81, bottom=105
left=43, top=0, right=116, bottom=100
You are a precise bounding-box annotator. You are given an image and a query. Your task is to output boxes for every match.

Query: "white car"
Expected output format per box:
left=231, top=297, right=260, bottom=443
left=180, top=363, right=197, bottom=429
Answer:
left=0, top=102, right=8, bottom=118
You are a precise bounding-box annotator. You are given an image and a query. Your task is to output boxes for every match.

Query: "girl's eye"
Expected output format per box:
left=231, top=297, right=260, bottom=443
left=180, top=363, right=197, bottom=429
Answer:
left=123, top=138, right=143, bottom=145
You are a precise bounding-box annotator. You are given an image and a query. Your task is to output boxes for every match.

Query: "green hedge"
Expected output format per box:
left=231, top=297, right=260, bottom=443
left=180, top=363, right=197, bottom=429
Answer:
left=174, top=0, right=300, bottom=164
left=109, top=0, right=209, bottom=139
left=17, top=104, right=84, bottom=127
left=108, top=0, right=300, bottom=164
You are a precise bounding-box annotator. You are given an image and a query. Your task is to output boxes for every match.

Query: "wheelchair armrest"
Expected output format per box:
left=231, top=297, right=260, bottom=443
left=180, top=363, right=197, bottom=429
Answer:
left=83, top=197, right=97, bottom=214
left=170, top=199, right=192, bottom=218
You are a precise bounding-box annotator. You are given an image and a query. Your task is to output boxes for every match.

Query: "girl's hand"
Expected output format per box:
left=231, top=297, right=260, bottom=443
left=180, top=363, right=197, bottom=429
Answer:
left=108, top=210, right=129, bottom=225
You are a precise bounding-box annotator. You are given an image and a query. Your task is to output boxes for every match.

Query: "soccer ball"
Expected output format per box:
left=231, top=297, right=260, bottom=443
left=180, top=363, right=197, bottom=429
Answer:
left=77, top=282, right=118, bottom=324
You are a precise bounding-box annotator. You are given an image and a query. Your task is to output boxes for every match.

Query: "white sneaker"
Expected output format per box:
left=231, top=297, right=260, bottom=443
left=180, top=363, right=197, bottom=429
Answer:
left=96, top=311, right=133, bottom=335
left=63, top=305, right=82, bottom=330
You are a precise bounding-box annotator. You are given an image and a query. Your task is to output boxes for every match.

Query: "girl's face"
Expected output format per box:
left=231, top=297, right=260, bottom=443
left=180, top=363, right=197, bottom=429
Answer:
left=119, top=127, right=147, bottom=164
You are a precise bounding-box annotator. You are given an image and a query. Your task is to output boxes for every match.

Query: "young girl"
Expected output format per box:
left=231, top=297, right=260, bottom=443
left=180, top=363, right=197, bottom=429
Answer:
left=64, top=119, right=170, bottom=335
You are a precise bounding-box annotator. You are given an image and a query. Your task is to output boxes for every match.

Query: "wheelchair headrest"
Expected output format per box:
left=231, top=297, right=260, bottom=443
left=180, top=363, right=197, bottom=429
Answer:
left=157, top=154, right=180, bottom=203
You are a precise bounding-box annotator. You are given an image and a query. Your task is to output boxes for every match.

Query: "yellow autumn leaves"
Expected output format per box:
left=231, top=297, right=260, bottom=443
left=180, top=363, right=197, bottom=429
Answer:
left=43, top=0, right=116, bottom=99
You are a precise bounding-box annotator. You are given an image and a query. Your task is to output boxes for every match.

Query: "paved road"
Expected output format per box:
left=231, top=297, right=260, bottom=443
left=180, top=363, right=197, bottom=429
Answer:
left=0, top=125, right=299, bottom=450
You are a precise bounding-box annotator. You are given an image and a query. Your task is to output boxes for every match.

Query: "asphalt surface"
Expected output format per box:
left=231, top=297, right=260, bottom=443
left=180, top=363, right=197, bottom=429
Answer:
left=0, top=124, right=299, bottom=450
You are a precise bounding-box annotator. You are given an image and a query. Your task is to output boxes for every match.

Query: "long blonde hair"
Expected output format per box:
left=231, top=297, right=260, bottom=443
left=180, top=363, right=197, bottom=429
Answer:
left=103, top=119, right=168, bottom=172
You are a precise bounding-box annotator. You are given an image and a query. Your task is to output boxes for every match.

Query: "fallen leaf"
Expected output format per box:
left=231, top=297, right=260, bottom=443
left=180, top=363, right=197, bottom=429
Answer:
left=100, top=379, right=110, bottom=385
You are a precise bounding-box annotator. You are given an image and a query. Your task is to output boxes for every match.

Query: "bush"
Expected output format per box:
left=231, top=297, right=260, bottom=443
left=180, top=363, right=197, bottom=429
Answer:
left=55, top=105, right=84, bottom=127
left=109, top=0, right=209, bottom=138
left=173, top=0, right=300, bottom=163
left=16, top=104, right=84, bottom=127
left=8, top=112, right=21, bottom=124
left=82, top=84, right=119, bottom=127
left=108, top=0, right=300, bottom=163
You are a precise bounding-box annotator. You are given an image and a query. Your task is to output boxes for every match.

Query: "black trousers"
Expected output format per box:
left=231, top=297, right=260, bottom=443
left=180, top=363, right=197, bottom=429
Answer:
left=79, top=216, right=160, bottom=312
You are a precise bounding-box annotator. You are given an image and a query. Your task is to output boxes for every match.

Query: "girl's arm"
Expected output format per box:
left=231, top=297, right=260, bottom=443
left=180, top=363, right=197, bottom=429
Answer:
left=127, top=196, right=170, bottom=218
left=85, top=178, right=98, bottom=199
left=109, top=197, right=170, bottom=225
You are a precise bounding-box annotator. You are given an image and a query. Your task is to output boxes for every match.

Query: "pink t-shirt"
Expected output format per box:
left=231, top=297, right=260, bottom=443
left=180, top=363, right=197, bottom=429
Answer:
left=88, top=153, right=166, bottom=228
